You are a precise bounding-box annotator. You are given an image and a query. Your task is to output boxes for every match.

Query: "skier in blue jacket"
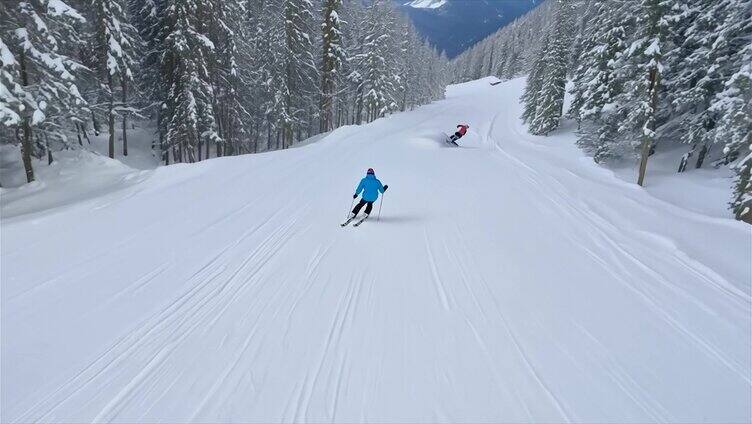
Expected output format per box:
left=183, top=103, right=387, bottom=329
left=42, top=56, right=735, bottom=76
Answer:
left=349, top=168, right=388, bottom=219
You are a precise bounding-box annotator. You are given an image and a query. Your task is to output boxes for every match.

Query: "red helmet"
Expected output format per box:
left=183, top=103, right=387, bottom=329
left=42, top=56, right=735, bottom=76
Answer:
left=367, top=168, right=375, bottom=175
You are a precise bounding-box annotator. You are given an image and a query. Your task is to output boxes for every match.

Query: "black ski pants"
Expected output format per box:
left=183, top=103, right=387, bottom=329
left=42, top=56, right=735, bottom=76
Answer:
left=352, top=199, right=374, bottom=215
left=450, top=131, right=463, bottom=141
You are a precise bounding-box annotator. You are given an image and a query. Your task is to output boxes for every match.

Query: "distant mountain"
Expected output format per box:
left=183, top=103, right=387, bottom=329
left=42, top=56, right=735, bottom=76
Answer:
left=394, top=0, right=539, bottom=58
left=404, top=0, right=447, bottom=8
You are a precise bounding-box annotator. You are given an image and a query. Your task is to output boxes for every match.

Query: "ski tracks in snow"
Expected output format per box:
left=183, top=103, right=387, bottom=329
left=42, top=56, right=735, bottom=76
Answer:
left=3, top=77, right=750, bottom=422
left=16, top=209, right=305, bottom=422
left=423, top=228, right=452, bottom=311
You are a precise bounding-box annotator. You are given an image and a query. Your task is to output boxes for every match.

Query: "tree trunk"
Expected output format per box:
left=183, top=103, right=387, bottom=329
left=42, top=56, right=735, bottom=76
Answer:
left=81, top=123, right=92, bottom=144
left=18, top=51, right=34, bottom=183
left=107, top=74, right=115, bottom=159
left=45, top=132, right=53, bottom=165
left=122, top=77, right=128, bottom=156
left=266, top=126, right=271, bottom=151
left=21, top=118, right=34, bottom=183
left=92, top=110, right=101, bottom=136
left=355, top=88, right=363, bottom=125
left=695, top=143, right=708, bottom=168
left=76, top=123, right=83, bottom=146
left=637, top=68, right=659, bottom=187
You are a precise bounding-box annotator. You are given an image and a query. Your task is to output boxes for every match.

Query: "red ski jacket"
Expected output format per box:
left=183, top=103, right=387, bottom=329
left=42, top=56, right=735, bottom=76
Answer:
left=457, top=125, right=468, bottom=136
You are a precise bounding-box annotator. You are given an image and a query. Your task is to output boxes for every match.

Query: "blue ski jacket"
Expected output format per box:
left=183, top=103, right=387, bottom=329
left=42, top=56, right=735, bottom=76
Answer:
left=355, top=174, right=385, bottom=202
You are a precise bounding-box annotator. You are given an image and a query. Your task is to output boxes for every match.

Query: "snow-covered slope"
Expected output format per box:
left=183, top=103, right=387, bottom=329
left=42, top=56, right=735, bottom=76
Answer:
left=404, top=0, right=447, bottom=9
left=394, top=0, right=538, bottom=58
left=2, top=78, right=750, bottom=422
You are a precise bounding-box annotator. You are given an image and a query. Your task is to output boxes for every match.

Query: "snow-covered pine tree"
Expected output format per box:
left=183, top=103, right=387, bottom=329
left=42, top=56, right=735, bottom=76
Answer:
left=663, top=0, right=737, bottom=171
left=567, top=0, right=598, bottom=74
left=91, top=0, right=141, bottom=158
left=280, top=0, right=316, bottom=147
left=211, top=0, right=251, bottom=157
left=340, top=0, right=367, bottom=125
left=492, top=38, right=508, bottom=78
left=1, top=0, right=87, bottom=182
left=162, top=0, right=221, bottom=163
left=528, top=0, right=575, bottom=136
left=395, top=19, right=413, bottom=112
left=129, top=0, right=169, bottom=161
left=520, top=34, right=549, bottom=125
left=240, top=0, right=275, bottom=152
left=569, top=0, right=634, bottom=162
left=567, top=0, right=606, bottom=124
left=360, top=1, right=395, bottom=123
left=710, top=0, right=752, bottom=222
left=717, top=55, right=752, bottom=222
left=0, top=28, right=22, bottom=129
left=319, top=0, right=345, bottom=132
left=622, top=0, right=670, bottom=186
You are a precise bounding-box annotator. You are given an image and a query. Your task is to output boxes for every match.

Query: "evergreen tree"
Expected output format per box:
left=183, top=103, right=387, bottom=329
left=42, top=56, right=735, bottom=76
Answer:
left=91, top=0, right=141, bottom=158
left=281, top=0, right=316, bottom=147
left=212, top=0, right=251, bottom=157
left=0, top=0, right=447, bottom=177
left=520, top=35, right=549, bottom=125
left=710, top=0, right=752, bottom=221
left=319, top=0, right=345, bottom=132
left=569, top=0, right=634, bottom=162
left=162, top=0, right=221, bottom=163
left=2, top=0, right=87, bottom=182
left=528, top=0, right=576, bottom=136
left=360, top=1, right=396, bottom=122
left=623, top=0, right=670, bottom=186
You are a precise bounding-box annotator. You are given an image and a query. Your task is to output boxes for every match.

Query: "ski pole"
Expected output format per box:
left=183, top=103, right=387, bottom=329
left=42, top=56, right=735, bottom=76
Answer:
left=377, top=193, right=385, bottom=221
left=346, top=197, right=355, bottom=220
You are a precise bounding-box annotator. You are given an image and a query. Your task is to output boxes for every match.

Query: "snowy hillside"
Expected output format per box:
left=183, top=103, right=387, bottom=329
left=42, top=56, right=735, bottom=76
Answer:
left=394, top=0, right=538, bottom=58
left=2, top=78, right=750, bottom=422
left=404, top=0, right=447, bottom=9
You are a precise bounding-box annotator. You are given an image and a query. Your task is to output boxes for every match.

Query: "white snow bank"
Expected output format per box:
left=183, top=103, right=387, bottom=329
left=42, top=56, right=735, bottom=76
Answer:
left=0, top=147, right=151, bottom=219
left=610, top=145, right=736, bottom=219
left=0, top=125, right=159, bottom=218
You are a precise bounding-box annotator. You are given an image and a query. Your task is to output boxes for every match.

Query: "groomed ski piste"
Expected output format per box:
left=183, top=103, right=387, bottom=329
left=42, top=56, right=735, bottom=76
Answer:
left=2, top=77, right=750, bottom=422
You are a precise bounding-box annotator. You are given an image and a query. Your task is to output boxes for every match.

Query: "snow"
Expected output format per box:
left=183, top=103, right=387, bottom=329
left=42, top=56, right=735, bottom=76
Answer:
left=0, top=147, right=150, bottom=219
left=0, top=123, right=158, bottom=196
left=0, top=38, right=15, bottom=66
left=31, top=108, right=45, bottom=125
left=2, top=77, right=750, bottom=422
left=644, top=38, right=661, bottom=56
left=46, top=0, right=86, bottom=22
left=404, top=0, right=447, bottom=9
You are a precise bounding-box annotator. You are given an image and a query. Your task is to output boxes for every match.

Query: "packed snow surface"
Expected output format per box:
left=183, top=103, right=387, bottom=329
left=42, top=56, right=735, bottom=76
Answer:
left=2, top=77, right=750, bottom=422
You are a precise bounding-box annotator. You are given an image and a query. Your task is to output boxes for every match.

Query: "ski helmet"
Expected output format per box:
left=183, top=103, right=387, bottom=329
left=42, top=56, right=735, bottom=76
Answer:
left=367, top=168, right=375, bottom=175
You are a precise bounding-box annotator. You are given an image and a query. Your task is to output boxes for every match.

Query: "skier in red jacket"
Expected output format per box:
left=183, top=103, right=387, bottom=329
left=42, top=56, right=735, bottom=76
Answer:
left=448, top=124, right=469, bottom=145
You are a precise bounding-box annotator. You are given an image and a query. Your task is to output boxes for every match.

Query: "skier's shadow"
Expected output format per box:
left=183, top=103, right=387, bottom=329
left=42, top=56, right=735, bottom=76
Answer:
left=375, top=215, right=422, bottom=224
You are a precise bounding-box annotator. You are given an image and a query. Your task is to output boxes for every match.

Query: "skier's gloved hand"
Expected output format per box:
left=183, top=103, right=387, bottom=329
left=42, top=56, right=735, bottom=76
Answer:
left=383, top=185, right=388, bottom=191
left=353, top=194, right=358, bottom=199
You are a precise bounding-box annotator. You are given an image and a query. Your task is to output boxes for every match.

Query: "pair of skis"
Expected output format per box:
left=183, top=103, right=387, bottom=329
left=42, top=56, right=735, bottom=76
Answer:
left=340, top=214, right=369, bottom=227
